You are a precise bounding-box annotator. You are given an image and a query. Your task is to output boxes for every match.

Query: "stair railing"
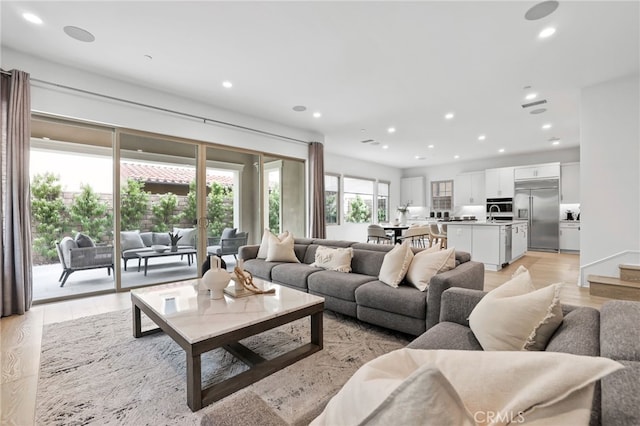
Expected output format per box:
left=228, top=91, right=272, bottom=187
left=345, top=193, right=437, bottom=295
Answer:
left=579, top=250, right=640, bottom=287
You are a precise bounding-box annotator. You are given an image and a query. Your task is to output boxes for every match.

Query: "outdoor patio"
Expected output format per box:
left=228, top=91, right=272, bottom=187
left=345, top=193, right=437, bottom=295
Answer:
left=32, top=256, right=237, bottom=302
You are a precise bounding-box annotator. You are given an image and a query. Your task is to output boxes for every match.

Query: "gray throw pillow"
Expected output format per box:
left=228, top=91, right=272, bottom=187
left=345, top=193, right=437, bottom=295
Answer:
left=173, top=227, right=196, bottom=247
left=75, top=232, right=95, bottom=248
left=139, top=232, right=154, bottom=247
left=153, top=233, right=171, bottom=246
left=221, top=227, right=237, bottom=239
left=121, top=231, right=145, bottom=251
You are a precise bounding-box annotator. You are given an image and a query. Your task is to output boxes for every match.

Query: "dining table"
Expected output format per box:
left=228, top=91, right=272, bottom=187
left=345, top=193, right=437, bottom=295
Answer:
left=382, top=224, right=410, bottom=244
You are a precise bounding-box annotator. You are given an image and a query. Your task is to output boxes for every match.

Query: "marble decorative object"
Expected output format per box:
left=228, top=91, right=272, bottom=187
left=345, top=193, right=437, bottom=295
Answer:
left=202, top=255, right=230, bottom=299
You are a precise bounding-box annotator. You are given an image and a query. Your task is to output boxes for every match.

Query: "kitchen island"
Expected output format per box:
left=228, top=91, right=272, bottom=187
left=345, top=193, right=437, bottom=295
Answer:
left=447, top=220, right=528, bottom=271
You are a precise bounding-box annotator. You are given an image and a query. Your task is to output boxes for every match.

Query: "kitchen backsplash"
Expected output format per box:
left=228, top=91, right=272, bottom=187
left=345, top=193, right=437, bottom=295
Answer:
left=561, top=203, right=580, bottom=220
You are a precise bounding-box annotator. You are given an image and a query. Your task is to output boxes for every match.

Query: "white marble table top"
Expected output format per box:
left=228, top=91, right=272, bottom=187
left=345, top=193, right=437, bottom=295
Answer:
left=131, top=279, right=324, bottom=344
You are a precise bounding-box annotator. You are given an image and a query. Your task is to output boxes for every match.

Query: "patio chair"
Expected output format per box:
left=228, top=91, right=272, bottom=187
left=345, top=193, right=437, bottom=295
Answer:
left=207, top=231, right=249, bottom=261
left=56, top=235, right=114, bottom=287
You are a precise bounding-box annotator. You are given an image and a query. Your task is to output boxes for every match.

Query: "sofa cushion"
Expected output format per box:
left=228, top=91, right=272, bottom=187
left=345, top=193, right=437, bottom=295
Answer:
left=545, top=307, right=600, bottom=357
left=243, top=259, right=282, bottom=281
left=600, top=300, right=640, bottom=361
left=139, top=232, right=153, bottom=247
left=355, top=281, right=427, bottom=319
left=271, top=263, right=323, bottom=290
left=173, top=227, right=196, bottom=247
left=121, top=231, right=145, bottom=251
left=311, top=239, right=354, bottom=248
left=601, top=360, right=640, bottom=426
left=407, top=321, right=483, bottom=351
left=307, top=271, right=376, bottom=302
left=153, top=233, right=171, bottom=246
left=406, top=247, right=455, bottom=291
left=309, top=246, right=353, bottom=272
left=469, top=266, right=563, bottom=351
left=75, top=232, right=95, bottom=248
left=378, top=240, right=414, bottom=288
left=350, top=249, right=389, bottom=277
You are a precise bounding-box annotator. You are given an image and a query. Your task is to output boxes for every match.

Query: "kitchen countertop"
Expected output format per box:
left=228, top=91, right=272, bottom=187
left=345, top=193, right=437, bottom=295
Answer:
left=445, top=220, right=528, bottom=226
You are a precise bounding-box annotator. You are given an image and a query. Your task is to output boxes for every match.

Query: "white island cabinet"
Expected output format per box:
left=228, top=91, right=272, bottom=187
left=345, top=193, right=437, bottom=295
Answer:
left=560, top=222, right=580, bottom=252
left=448, top=221, right=527, bottom=271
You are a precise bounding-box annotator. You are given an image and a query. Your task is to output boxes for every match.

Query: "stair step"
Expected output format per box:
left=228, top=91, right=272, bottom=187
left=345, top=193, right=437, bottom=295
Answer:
left=619, top=264, right=640, bottom=282
left=588, top=274, right=640, bottom=301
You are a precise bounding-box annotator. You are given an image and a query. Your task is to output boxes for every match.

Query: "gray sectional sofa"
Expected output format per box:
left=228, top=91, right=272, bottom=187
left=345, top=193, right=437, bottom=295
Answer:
left=238, top=238, right=485, bottom=336
left=408, top=287, right=640, bottom=426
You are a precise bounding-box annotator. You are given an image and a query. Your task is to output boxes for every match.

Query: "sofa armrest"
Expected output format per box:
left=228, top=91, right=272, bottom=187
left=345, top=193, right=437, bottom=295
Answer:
left=69, top=245, right=114, bottom=268
left=238, top=244, right=260, bottom=261
left=438, top=287, right=487, bottom=326
left=425, top=260, right=485, bottom=330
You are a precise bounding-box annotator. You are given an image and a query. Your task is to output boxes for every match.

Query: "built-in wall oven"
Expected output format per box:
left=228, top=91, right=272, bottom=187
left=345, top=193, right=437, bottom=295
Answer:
left=486, top=198, right=513, bottom=221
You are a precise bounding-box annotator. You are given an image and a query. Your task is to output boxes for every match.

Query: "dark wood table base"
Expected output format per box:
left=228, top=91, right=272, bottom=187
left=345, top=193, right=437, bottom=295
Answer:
left=132, top=295, right=323, bottom=411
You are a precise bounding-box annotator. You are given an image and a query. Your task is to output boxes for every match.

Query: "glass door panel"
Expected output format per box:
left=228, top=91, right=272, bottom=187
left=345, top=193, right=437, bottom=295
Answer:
left=119, top=132, right=199, bottom=288
left=263, top=156, right=306, bottom=239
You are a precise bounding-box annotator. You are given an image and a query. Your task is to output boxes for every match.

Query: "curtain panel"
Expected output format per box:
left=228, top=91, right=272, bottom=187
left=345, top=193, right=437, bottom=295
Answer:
left=1, top=69, right=32, bottom=317
left=309, top=142, right=326, bottom=239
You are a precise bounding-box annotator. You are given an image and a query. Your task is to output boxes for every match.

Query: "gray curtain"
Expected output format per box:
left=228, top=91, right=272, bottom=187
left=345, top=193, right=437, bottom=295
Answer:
left=1, top=69, right=32, bottom=317
left=309, top=142, right=326, bottom=238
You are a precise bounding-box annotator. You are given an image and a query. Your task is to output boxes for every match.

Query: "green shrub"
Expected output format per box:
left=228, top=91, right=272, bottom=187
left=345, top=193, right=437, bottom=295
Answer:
left=31, top=173, right=68, bottom=260
left=346, top=195, right=371, bottom=223
left=181, top=181, right=198, bottom=226
left=151, top=192, right=179, bottom=232
left=207, top=182, right=234, bottom=236
left=121, top=178, right=149, bottom=231
left=69, top=184, right=112, bottom=241
left=269, top=185, right=280, bottom=233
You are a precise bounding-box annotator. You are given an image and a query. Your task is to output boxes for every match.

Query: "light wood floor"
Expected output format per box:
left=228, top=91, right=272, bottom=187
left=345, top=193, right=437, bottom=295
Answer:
left=0, top=251, right=612, bottom=425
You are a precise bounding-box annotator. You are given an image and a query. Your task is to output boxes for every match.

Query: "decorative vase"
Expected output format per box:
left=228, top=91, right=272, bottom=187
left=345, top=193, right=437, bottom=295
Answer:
left=399, top=211, right=407, bottom=226
left=170, top=245, right=178, bottom=252
left=202, top=255, right=230, bottom=299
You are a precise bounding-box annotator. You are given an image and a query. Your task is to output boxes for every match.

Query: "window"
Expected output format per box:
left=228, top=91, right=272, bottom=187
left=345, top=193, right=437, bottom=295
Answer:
left=377, top=181, right=389, bottom=223
left=343, top=177, right=374, bottom=223
left=324, top=174, right=339, bottom=225
left=431, top=180, right=453, bottom=211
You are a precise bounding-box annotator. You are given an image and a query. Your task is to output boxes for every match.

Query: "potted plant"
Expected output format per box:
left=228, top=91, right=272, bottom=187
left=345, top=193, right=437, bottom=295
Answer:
left=168, top=232, right=182, bottom=252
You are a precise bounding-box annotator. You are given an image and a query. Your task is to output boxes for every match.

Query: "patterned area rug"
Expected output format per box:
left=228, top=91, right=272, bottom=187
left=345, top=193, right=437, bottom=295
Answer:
left=36, top=308, right=410, bottom=425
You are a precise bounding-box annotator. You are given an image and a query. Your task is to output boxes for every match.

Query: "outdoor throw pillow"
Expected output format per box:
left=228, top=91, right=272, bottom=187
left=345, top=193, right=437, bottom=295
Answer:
left=310, top=246, right=354, bottom=273
left=265, top=233, right=299, bottom=263
left=120, top=230, right=145, bottom=251
left=257, top=229, right=289, bottom=259
left=378, top=240, right=414, bottom=288
left=469, top=266, right=564, bottom=351
left=75, top=232, right=95, bottom=248
left=221, top=227, right=237, bottom=240
left=405, top=246, right=455, bottom=291
left=173, top=227, right=196, bottom=247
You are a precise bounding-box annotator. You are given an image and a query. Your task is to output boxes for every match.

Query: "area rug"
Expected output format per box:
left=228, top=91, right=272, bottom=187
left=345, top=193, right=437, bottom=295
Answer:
left=36, top=308, right=410, bottom=425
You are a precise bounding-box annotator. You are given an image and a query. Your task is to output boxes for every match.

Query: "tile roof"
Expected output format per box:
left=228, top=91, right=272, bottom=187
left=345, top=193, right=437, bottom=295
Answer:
left=121, top=162, right=233, bottom=186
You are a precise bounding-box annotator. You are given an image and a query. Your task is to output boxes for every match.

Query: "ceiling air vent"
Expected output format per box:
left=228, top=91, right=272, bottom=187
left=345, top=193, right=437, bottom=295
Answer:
left=521, top=99, right=547, bottom=108
left=360, top=139, right=375, bottom=144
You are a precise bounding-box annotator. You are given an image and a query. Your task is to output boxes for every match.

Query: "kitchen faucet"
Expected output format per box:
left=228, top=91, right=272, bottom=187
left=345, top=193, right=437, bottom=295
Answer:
left=488, top=204, right=500, bottom=222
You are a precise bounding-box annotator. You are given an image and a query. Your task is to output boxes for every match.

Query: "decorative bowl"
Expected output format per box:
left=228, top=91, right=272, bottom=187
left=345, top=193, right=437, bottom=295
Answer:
left=151, top=245, right=168, bottom=253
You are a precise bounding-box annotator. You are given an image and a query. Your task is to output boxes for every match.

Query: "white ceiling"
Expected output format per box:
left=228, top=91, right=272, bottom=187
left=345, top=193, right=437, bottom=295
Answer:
left=1, top=1, right=638, bottom=168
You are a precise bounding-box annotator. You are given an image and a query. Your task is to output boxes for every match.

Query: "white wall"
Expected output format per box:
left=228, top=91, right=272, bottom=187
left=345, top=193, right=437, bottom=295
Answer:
left=580, top=73, right=640, bottom=278
left=2, top=48, right=318, bottom=160
left=324, top=152, right=402, bottom=242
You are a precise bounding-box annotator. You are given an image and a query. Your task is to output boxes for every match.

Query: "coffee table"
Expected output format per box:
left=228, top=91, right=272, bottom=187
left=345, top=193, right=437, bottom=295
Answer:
left=131, top=279, right=324, bottom=411
left=136, top=248, right=197, bottom=276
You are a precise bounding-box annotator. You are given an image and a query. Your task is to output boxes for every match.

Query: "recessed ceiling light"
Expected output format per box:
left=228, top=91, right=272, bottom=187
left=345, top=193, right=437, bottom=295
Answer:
left=63, top=26, right=95, bottom=42
left=382, top=145, right=389, bottom=149
left=478, top=135, right=486, bottom=141
left=552, top=141, right=560, bottom=145
left=22, top=12, right=43, bottom=24
left=525, top=1, right=560, bottom=21
left=137, top=149, right=143, bottom=152
left=538, top=27, right=556, bottom=39
left=542, top=123, right=552, bottom=130
left=387, top=127, right=396, bottom=133
left=530, top=108, right=547, bottom=115
left=445, top=112, right=454, bottom=120
left=222, top=81, right=233, bottom=89
left=415, top=155, right=426, bottom=160
left=428, top=144, right=435, bottom=149
left=42, top=136, right=50, bottom=140
left=525, top=93, right=538, bottom=100
left=498, top=148, right=505, bottom=153
left=313, top=112, right=322, bottom=118
left=454, top=155, right=460, bottom=159
left=292, top=105, right=307, bottom=112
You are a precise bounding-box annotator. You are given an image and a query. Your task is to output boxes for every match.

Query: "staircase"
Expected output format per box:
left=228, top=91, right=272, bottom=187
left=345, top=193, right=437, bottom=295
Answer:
left=588, top=264, right=640, bottom=301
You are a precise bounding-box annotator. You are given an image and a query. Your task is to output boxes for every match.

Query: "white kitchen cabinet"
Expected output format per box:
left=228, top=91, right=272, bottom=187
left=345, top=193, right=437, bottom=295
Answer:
left=511, top=223, right=528, bottom=260
left=560, top=222, right=580, bottom=251
left=485, top=167, right=514, bottom=198
left=561, top=163, right=580, bottom=203
left=472, top=226, right=502, bottom=269
left=401, top=176, right=425, bottom=206
left=454, top=171, right=485, bottom=206
left=447, top=224, right=473, bottom=253
left=514, top=163, right=560, bottom=180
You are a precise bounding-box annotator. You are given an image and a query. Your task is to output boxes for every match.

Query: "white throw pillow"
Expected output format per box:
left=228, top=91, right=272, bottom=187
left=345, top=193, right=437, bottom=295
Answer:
left=173, top=227, right=196, bottom=247
left=469, top=266, right=564, bottom=351
left=265, top=233, right=300, bottom=263
left=311, top=348, right=623, bottom=426
left=405, top=246, right=455, bottom=291
left=378, top=240, right=414, bottom=288
left=257, top=229, right=289, bottom=259
left=120, top=230, right=145, bottom=251
left=310, top=246, right=353, bottom=273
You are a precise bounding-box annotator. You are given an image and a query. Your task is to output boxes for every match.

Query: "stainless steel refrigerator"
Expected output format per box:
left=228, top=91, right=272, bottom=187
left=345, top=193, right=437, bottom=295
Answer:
left=514, top=179, right=559, bottom=251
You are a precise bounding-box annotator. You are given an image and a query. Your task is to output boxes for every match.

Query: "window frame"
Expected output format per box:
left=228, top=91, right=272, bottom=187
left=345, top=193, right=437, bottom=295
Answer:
left=324, top=173, right=340, bottom=226
left=431, top=179, right=454, bottom=211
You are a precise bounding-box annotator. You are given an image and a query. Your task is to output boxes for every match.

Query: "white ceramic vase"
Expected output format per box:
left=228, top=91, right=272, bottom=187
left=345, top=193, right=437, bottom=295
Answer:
left=202, top=255, right=230, bottom=299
